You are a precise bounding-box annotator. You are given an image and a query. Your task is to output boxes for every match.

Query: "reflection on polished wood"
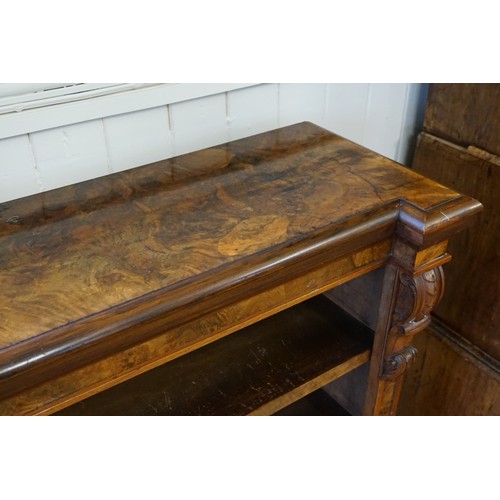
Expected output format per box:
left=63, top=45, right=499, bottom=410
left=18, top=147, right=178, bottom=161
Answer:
left=0, top=122, right=482, bottom=415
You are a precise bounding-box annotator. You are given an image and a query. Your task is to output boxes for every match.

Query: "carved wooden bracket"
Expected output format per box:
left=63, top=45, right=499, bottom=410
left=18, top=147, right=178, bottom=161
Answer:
left=392, top=266, right=445, bottom=336
left=381, top=266, right=445, bottom=379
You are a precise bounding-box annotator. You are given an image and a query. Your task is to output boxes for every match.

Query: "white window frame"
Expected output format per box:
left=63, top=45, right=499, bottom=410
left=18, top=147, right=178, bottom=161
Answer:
left=0, top=83, right=259, bottom=140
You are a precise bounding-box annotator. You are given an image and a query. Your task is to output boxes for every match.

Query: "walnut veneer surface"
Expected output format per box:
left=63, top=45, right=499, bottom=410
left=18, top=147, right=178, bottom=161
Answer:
left=0, top=122, right=482, bottom=415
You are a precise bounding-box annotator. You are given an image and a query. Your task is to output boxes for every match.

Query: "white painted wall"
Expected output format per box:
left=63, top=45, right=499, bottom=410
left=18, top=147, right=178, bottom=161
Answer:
left=0, top=83, right=427, bottom=203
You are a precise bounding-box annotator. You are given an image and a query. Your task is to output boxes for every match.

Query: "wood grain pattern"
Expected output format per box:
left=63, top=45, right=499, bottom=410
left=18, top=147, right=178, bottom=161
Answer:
left=398, top=321, right=500, bottom=415
left=397, top=84, right=499, bottom=416
left=54, top=295, right=372, bottom=416
left=0, top=122, right=482, bottom=412
left=424, top=84, right=500, bottom=157
left=363, top=263, right=447, bottom=415
left=0, top=122, right=475, bottom=346
left=412, top=132, right=500, bottom=359
left=0, top=238, right=390, bottom=415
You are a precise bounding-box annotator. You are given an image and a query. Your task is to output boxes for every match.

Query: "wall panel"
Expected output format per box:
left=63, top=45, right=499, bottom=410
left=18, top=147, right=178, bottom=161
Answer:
left=362, top=83, right=408, bottom=160
left=169, top=93, right=229, bottom=156
left=278, top=83, right=327, bottom=128
left=29, top=120, right=109, bottom=191
left=325, top=83, right=370, bottom=147
left=227, top=84, right=279, bottom=141
left=103, top=107, right=172, bottom=173
left=0, top=135, right=40, bottom=202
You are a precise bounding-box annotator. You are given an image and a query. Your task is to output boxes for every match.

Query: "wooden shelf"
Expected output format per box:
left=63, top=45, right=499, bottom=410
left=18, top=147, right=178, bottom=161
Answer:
left=56, top=295, right=372, bottom=416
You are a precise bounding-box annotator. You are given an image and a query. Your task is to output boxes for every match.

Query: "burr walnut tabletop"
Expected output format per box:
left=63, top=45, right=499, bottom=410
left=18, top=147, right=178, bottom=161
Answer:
left=0, top=122, right=482, bottom=415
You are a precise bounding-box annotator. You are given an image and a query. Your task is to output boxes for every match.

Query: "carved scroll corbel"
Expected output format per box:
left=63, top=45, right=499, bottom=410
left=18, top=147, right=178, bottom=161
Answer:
left=392, top=267, right=445, bottom=336
left=381, top=266, right=445, bottom=379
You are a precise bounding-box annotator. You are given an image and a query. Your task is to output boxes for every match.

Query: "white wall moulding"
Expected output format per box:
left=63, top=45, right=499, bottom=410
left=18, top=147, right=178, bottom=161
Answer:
left=0, top=84, right=132, bottom=112
left=0, top=83, right=259, bottom=140
left=0, top=84, right=76, bottom=100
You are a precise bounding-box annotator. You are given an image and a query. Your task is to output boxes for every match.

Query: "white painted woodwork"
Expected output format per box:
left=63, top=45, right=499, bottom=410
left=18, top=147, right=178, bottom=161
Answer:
left=396, top=84, right=428, bottom=165
left=278, top=83, right=327, bottom=128
left=169, top=93, right=229, bottom=156
left=28, top=120, right=109, bottom=191
left=227, top=84, right=280, bottom=141
left=0, top=84, right=134, bottom=113
left=362, top=84, right=409, bottom=159
left=103, top=107, right=172, bottom=173
left=0, top=83, right=427, bottom=203
left=325, top=84, right=371, bottom=145
left=0, top=84, right=258, bottom=140
left=0, top=135, right=40, bottom=201
left=0, top=84, right=73, bottom=99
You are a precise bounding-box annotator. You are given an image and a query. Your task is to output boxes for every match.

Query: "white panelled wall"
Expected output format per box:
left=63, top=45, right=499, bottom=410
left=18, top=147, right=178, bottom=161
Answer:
left=0, top=84, right=427, bottom=203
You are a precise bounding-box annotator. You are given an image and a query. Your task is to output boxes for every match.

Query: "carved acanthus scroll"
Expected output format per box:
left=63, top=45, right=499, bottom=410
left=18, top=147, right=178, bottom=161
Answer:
left=381, top=266, right=445, bottom=379
left=393, top=267, right=445, bottom=335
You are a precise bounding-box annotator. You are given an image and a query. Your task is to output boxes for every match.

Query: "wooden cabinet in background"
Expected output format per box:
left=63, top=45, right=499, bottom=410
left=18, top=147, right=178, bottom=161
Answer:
left=398, top=84, right=500, bottom=416
left=423, top=83, right=500, bottom=158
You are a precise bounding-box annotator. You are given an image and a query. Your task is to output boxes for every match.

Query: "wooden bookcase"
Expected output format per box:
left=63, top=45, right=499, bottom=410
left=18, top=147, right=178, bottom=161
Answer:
left=56, top=295, right=372, bottom=416
left=0, top=122, right=481, bottom=416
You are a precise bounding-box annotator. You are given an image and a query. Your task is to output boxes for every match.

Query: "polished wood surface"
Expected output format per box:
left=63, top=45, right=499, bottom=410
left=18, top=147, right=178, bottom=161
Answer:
left=399, top=320, right=500, bottom=415
left=55, top=295, right=371, bottom=416
left=424, top=83, right=500, bottom=157
left=0, top=122, right=482, bottom=415
left=2, top=239, right=389, bottom=416
left=0, top=122, right=476, bottom=345
left=412, top=132, right=500, bottom=359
